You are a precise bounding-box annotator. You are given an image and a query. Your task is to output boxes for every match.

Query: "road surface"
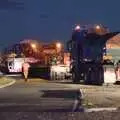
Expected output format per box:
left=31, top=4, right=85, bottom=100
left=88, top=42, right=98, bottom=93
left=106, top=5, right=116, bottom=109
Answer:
left=0, top=76, right=81, bottom=112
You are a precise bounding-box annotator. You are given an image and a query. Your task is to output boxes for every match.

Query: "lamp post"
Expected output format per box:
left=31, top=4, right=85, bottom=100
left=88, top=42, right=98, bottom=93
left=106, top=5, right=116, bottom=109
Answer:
left=55, top=42, right=63, bottom=64
left=94, top=25, right=103, bottom=35
left=95, top=25, right=101, bottom=30
left=31, top=43, right=37, bottom=50
left=95, top=25, right=107, bottom=35
left=56, top=42, right=62, bottom=53
left=30, top=43, right=38, bottom=58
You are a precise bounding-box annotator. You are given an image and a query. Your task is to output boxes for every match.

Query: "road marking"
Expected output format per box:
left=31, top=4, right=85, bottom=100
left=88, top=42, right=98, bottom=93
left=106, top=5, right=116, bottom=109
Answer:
left=72, top=89, right=83, bottom=112
left=0, top=80, right=16, bottom=89
left=85, top=108, right=118, bottom=112
left=5, top=74, right=22, bottom=77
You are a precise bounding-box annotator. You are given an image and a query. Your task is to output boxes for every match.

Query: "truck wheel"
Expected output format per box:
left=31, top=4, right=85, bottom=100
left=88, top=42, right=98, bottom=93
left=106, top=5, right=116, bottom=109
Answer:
left=72, top=72, right=79, bottom=83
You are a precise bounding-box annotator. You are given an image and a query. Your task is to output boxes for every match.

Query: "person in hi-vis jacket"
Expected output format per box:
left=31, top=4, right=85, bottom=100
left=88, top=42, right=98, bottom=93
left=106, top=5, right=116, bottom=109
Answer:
left=22, top=61, right=30, bottom=82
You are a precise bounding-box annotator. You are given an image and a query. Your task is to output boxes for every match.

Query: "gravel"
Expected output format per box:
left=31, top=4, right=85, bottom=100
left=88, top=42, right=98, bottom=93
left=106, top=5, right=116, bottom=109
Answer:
left=0, top=111, right=120, bottom=120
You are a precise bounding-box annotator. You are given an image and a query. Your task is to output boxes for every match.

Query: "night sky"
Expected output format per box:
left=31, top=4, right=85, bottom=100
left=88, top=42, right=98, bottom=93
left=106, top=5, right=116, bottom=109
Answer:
left=0, top=0, right=120, bottom=50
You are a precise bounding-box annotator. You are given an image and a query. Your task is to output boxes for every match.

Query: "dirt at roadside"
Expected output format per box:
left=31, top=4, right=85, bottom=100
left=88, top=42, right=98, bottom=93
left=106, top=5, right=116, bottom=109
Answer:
left=79, top=84, right=120, bottom=108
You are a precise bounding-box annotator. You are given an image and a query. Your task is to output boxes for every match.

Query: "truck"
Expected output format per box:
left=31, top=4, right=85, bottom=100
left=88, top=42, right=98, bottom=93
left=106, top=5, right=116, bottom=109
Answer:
left=1, top=40, right=67, bottom=79
left=1, top=57, right=39, bottom=73
left=67, top=25, right=119, bottom=85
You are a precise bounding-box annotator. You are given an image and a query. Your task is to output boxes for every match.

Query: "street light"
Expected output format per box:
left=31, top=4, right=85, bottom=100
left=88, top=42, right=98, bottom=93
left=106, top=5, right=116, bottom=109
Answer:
left=56, top=42, right=62, bottom=49
left=95, top=25, right=101, bottom=30
left=31, top=43, right=37, bottom=49
left=31, top=43, right=38, bottom=57
left=75, top=25, right=80, bottom=31
left=94, top=25, right=104, bottom=35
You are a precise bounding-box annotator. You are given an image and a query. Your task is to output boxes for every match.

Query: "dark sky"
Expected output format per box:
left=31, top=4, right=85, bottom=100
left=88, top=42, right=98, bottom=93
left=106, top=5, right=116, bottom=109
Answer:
left=0, top=0, right=120, bottom=49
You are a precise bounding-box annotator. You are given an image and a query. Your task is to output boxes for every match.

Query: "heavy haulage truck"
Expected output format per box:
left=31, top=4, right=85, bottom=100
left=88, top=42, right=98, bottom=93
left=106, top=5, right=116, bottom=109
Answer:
left=67, top=25, right=120, bottom=85
left=1, top=40, right=69, bottom=79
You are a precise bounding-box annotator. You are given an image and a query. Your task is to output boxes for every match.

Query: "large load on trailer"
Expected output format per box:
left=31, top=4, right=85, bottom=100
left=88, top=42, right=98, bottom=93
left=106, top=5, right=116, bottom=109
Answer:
left=1, top=40, right=66, bottom=79
left=67, top=24, right=119, bottom=85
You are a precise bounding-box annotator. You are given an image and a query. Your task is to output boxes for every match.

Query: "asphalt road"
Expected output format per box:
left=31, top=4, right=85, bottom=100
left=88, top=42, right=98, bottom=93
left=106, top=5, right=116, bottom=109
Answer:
left=0, top=75, right=82, bottom=112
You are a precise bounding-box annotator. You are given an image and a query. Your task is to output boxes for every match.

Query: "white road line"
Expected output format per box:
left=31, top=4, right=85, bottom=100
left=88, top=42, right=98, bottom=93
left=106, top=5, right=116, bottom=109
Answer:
left=5, top=74, right=22, bottom=77
left=85, top=108, right=118, bottom=112
left=0, top=80, right=16, bottom=89
left=72, top=89, right=83, bottom=112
